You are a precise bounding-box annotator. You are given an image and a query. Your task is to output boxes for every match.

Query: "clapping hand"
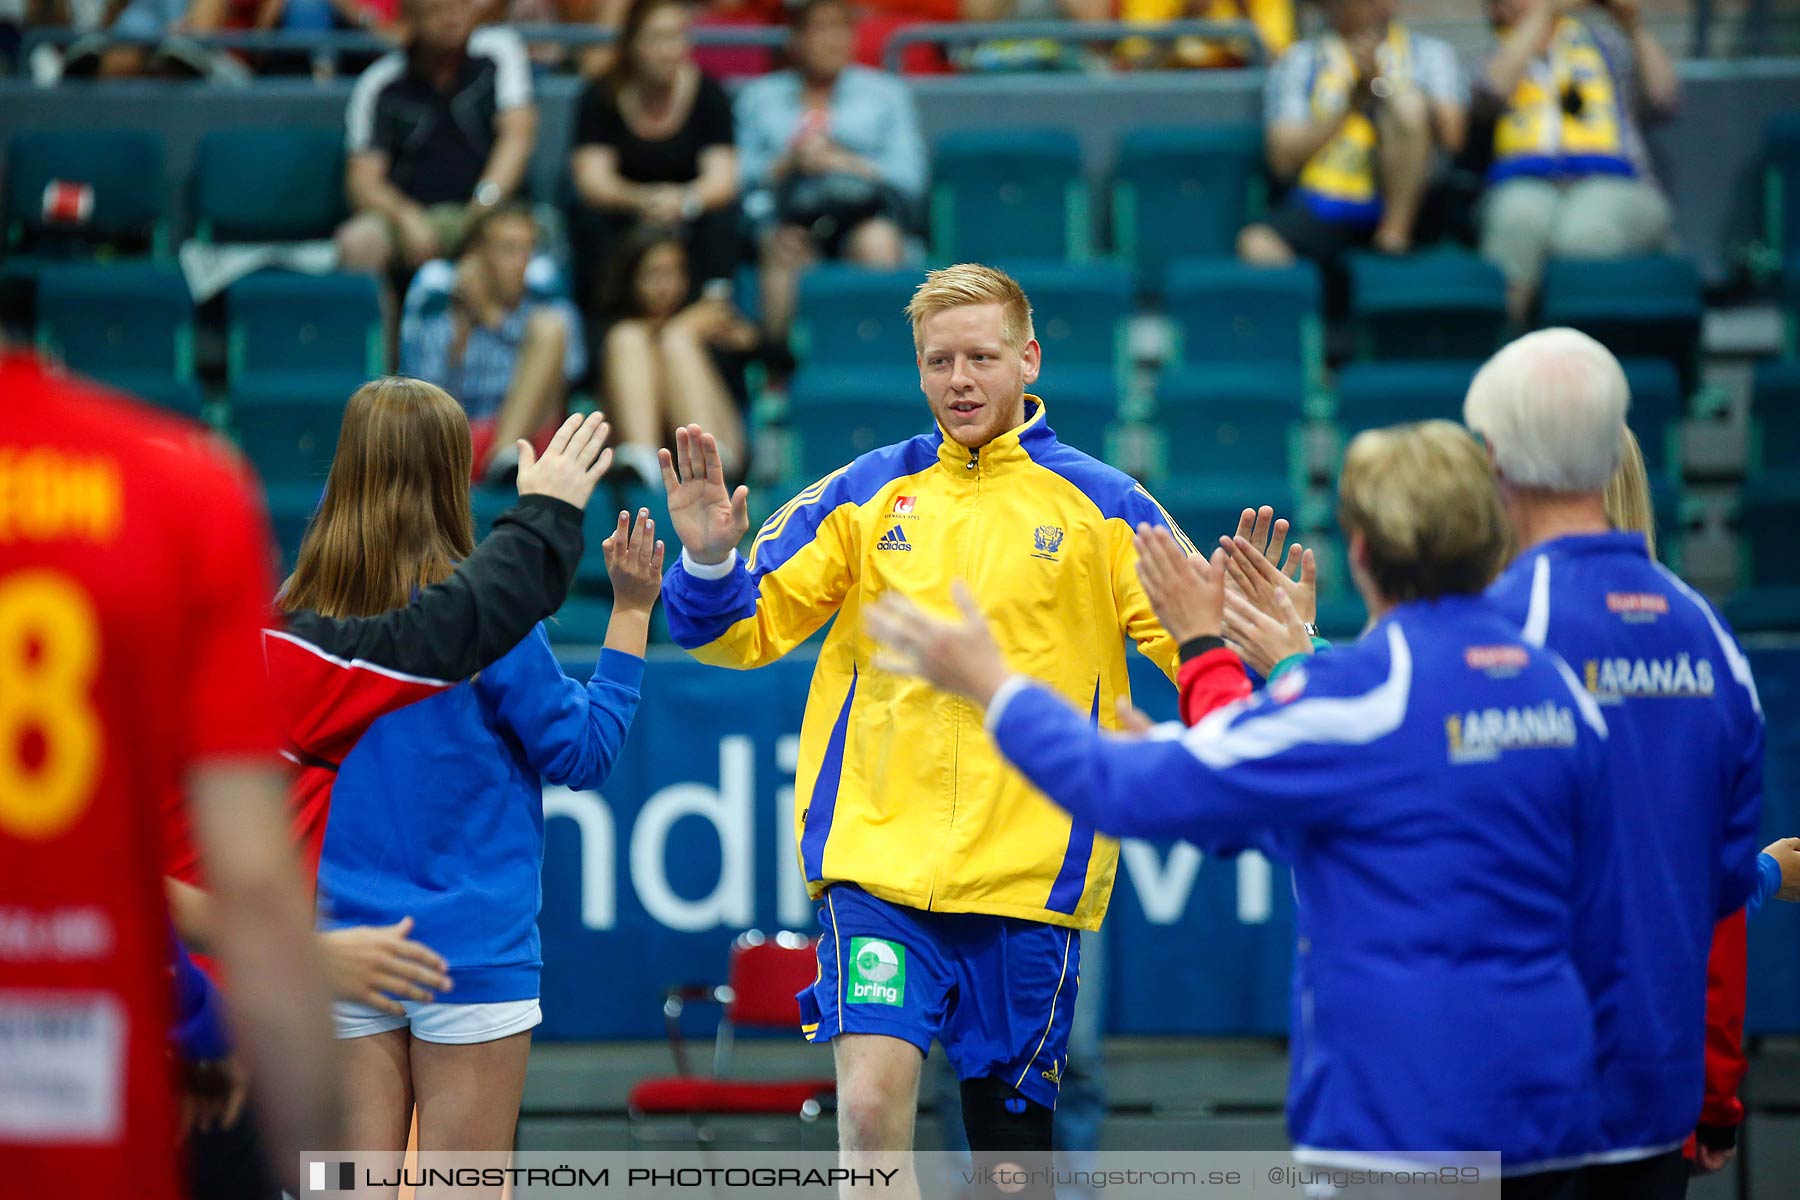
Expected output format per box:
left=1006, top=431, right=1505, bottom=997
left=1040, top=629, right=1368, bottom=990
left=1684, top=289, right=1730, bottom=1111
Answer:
left=865, top=582, right=1012, bottom=708
left=659, top=424, right=749, bottom=567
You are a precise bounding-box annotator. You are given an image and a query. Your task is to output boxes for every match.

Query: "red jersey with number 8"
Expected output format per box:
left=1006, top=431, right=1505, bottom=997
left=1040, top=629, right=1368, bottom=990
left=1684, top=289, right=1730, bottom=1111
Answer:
left=0, top=354, right=280, bottom=1200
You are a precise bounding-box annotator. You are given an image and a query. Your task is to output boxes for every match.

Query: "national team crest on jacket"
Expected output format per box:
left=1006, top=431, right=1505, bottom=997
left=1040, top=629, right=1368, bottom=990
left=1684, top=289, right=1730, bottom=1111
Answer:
left=1032, top=525, right=1065, bottom=560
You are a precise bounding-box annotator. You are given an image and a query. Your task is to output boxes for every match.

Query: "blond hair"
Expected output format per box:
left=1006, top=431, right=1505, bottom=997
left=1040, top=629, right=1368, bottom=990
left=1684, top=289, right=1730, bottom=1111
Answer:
left=1338, top=420, right=1511, bottom=605
left=905, top=263, right=1034, bottom=351
left=1603, top=425, right=1658, bottom=561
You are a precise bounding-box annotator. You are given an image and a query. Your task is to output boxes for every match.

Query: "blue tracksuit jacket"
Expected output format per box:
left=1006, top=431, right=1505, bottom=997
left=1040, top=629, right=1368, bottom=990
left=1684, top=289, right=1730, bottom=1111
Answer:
left=1489, top=532, right=1764, bottom=1158
left=318, top=628, right=642, bottom=1002
left=987, top=595, right=1617, bottom=1174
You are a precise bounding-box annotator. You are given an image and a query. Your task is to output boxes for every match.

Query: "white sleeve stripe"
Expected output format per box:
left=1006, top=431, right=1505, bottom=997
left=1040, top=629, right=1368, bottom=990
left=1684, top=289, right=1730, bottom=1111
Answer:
left=470, top=26, right=533, bottom=109
left=345, top=53, right=405, bottom=153
left=1653, top=563, right=1763, bottom=716
left=1521, top=554, right=1551, bottom=647
left=1181, top=623, right=1412, bottom=769
left=1549, top=652, right=1609, bottom=738
left=261, top=626, right=456, bottom=688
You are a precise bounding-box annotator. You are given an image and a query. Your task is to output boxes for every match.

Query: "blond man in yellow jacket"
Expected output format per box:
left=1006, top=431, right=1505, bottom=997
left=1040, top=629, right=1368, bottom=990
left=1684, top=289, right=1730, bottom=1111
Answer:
left=658, top=263, right=1193, bottom=1184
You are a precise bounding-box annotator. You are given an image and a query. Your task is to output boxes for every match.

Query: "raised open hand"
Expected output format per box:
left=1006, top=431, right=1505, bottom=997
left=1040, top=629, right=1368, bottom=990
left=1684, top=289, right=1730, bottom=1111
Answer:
left=658, top=424, right=750, bottom=566
left=516, top=412, right=613, bottom=511
left=1221, top=528, right=1318, bottom=627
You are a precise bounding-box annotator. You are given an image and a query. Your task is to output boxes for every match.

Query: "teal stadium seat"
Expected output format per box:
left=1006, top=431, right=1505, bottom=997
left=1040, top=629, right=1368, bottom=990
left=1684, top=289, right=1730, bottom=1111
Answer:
left=1332, top=361, right=1479, bottom=438
left=788, top=367, right=930, bottom=481
left=192, top=127, right=347, bottom=242
left=36, top=263, right=195, bottom=411
left=1165, top=260, right=1323, bottom=388
left=547, top=595, right=616, bottom=646
left=226, top=271, right=385, bottom=388
left=1112, top=125, right=1262, bottom=292
left=265, top=486, right=321, bottom=575
left=1726, top=470, right=1800, bottom=633
left=1752, top=359, right=1800, bottom=474
left=229, top=377, right=354, bottom=488
left=931, top=129, right=1088, bottom=263
left=87, top=373, right=205, bottom=421
left=1783, top=260, right=1800, bottom=355
left=791, top=266, right=919, bottom=368
left=1348, top=251, right=1507, bottom=361
left=1154, top=364, right=1302, bottom=499
left=1009, top=262, right=1130, bottom=370
left=1539, top=255, right=1702, bottom=392
left=4, top=128, right=166, bottom=256
left=1037, top=367, right=1117, bottom=456
left=1764, top=113, right=1800, bottom=271
left=1618, top=357, right=1683, bottom=478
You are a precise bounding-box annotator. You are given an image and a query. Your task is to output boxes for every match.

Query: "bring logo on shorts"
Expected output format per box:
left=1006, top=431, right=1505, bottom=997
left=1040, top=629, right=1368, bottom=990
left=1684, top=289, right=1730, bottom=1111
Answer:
left=846, top=937, right=906, bottom=1006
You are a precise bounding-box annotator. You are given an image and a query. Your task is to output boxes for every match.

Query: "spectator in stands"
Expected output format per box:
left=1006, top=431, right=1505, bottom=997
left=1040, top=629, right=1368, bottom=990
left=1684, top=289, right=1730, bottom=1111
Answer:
left=1116, top=0, right=1293, bottom=71
left=38, top=0, right=254, bottom=78
left=1474, top=0, right=1679, bottom=324
left=598, top=226, right=752, bottom=485
left=1238, top=0, right=1465, bottom=265
left=400, top=204, right=586, bottom=483
left=735, top=0, right=926, bottom=353
left=258, top=0, right=395, bottom=36
left=957, top=0, right=1107, bottom=73
left=335, top=0, right=537, bottom=275
left=569, top=0, right=742, bottom=310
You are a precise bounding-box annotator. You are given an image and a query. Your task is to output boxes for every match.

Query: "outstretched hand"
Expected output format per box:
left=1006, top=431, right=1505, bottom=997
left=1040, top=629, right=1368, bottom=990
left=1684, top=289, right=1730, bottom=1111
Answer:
left=1135, top=524, right=1226, bottom=644
left=864, top=582, right=1012, bottom=708
left=603, top=508, right=666, bottom=614
left=516, top=412, right=613, bottom=510
left=1223, top=586, right=1315, bottom=678
left=659, top=424, right=749, bottom=566
left=1221, top=528, right=1317, bottom=626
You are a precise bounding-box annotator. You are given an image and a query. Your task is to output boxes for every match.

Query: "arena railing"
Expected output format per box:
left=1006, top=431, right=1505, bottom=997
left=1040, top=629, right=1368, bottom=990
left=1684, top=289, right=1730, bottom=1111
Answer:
left=18, top=22, right=786, bottom=76
left=877, top=18, right=1269, bottom=71
left=20, top=18, right=1268, bottom=78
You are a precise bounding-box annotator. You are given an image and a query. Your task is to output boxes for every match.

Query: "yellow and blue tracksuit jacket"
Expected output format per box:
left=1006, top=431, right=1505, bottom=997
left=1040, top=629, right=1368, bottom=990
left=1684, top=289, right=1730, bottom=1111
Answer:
left=662, top=398, right=1194, bottom=931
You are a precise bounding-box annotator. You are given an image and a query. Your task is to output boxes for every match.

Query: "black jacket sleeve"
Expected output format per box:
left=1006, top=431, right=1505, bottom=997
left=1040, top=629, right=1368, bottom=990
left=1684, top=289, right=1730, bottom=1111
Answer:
left=282, top=495, right=585, bottom=682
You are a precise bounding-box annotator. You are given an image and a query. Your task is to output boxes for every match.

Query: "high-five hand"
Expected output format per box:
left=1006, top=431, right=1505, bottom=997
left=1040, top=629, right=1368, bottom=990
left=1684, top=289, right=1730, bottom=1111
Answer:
left=1221, top=531, right=1317, bottom=626
left=1223, top=587, right=1314, bottom=678
left=604, top=508, right=666, bottom=614
left=865, top=582, right=1012, bottom=708
left=516, top=412, right=613, bottom=510
left=659, top=424, right=750, bottom=566
left=1135, top=524, right=1226, bottom=644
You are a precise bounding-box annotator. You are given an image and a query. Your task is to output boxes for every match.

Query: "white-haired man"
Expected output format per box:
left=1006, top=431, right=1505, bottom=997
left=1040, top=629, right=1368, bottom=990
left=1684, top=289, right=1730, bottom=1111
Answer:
left=1467, top=328, right=1792, bottom=1200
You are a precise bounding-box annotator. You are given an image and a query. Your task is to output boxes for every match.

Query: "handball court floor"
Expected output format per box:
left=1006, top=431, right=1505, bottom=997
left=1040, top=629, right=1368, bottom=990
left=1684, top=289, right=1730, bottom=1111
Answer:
left=515, top=1038, right=1800, bottom=1197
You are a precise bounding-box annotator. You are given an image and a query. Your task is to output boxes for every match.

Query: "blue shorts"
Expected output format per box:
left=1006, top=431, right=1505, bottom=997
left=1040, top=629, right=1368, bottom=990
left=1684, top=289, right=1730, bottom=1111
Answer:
left=797, top=884, right=1080, bottom=1110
